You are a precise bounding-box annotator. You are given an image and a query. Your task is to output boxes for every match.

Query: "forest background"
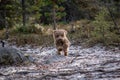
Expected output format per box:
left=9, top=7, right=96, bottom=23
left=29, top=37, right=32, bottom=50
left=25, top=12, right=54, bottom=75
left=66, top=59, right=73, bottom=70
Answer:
left=0, top=0, right=120, bottom=47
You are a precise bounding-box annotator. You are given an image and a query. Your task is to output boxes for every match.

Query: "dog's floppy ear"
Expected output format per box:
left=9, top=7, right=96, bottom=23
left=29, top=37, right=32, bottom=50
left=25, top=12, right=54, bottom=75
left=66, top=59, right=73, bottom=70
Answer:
left=64, top=30, right=68, bottom=34
left=53, top=30, right=57, bottom=34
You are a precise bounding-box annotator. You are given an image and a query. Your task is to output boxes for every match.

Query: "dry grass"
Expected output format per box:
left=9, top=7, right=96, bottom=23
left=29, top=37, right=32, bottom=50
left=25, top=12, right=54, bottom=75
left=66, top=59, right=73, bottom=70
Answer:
left=8, top=34, right=53, bottom=46
left=0, top=20, right=119, bottom=47
left=0, top=20, right=93, bottom=46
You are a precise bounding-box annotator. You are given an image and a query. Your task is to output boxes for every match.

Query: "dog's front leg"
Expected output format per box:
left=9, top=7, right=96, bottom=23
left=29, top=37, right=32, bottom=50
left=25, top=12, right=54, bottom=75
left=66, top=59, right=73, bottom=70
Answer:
left=63, top=45, right=69, bottom=56
left=57, top=48, right=62, bottom=55
left=64, top=51, right=68, bottom=56
left=57, top=50, right=61, bottom=55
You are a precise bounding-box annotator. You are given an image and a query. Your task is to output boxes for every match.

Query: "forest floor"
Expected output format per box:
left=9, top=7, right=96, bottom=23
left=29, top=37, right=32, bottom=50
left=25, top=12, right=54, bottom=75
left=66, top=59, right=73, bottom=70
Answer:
left=0, top=44, right=120, bottom=80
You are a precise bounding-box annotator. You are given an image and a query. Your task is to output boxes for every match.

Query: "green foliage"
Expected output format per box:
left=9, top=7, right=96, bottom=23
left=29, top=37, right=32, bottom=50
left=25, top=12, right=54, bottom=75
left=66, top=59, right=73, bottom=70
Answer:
left=0, top=0, right=120, bottom=47
left=91, top=8, right=120, bottom=45
left=39, top=0, right=66, bottom=24
left=13, top=24, right=39, bottom=34
left=92, top=8, right=111, bottom=37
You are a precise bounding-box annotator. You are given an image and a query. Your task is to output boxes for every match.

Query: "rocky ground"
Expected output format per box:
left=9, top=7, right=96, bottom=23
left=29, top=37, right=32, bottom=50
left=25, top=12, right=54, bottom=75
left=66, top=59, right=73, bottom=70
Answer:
left=0, top=44, right=120, bottom=80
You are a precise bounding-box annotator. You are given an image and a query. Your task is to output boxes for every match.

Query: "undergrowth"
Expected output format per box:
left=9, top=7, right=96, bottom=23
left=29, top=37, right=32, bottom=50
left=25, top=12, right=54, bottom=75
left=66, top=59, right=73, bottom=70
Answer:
left=0, top=18, right=119, bottom=47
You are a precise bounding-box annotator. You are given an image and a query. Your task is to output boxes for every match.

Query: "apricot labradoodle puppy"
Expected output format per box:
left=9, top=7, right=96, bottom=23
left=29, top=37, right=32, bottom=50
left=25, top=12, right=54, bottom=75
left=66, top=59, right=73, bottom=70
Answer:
left=53, top=29, right=70, bottom=56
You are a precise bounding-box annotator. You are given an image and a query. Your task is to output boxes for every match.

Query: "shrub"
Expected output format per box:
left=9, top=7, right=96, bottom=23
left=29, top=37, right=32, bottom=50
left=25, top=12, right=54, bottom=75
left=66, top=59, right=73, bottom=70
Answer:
left=90, top=8, right=120, bottom=46
left=12, top=23, right=44, bottom=34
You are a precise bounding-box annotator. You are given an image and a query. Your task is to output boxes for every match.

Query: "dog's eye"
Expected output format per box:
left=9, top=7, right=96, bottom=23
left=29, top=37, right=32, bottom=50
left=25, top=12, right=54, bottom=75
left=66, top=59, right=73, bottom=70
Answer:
left=56, top=35, right=59, bottom=38
left=61, top=35, right=64, bottom=37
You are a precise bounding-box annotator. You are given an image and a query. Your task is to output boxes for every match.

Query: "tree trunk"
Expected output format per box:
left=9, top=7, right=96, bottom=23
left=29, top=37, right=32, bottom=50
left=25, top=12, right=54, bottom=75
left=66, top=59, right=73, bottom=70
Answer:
left=53, top=6, right=57, bottom=30
left=4, top=9, right=9, bottom=39
left=22, top=0, right=26, bottom=26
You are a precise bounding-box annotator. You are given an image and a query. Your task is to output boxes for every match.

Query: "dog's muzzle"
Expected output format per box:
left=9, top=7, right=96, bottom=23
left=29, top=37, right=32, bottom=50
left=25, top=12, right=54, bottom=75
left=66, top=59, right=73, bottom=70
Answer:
left=58, top=38, right=63, bottom=41
left=56, top=38, right=64, bottom=46
left=58, top=38, right=64, bottom=43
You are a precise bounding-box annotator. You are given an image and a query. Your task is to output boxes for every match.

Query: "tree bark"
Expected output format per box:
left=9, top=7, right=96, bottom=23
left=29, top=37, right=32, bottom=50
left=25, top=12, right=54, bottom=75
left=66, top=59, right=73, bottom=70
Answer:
left=4, top=9, right=9, bottom=39
left=51, top=0, right=57, bottom=30
left=53, top=5, right=57, bottom=30
left=22, top=0, right=26, bottom=26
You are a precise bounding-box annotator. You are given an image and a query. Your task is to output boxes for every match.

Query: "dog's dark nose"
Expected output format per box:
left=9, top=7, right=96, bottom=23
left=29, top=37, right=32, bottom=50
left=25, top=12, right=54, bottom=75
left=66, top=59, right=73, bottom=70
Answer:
left=58, top=39, right=64, bottom=43
left=58, top=48, right=62, bottom=51
left=58, top=38, right=62, bottom=41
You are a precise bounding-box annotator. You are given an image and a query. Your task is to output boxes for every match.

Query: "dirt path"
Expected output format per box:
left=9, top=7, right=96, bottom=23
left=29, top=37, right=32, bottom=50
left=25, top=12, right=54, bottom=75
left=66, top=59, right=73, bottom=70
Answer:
left=0, top=45, right=120, bottom=80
